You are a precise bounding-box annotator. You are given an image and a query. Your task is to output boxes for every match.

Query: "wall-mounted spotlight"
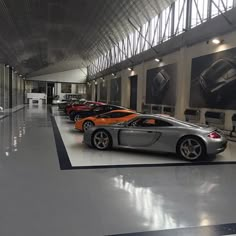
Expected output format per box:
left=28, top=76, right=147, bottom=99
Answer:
left=94, top=80, right=98, bottom=85
left=5, top=64, right=10, bottom=68
left=112, top=73, right=116, bottom=77
left=14, top=70, right=18, bottom=74
left=155, top=58, right=162, bottom=63
left=128, top=67, right=133, bottom=71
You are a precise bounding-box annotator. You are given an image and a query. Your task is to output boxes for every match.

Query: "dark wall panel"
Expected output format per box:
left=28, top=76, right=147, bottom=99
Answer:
left=99, top=80, right=107, bottom=103
left=110, top=77, right=121, bottom=105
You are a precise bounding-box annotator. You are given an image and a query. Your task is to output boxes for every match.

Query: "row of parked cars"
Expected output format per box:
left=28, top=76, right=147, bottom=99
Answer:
left=57, top=99, right=228, bottom=162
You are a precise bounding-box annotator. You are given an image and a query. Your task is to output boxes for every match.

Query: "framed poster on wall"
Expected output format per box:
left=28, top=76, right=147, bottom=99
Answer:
left=190, top=47, right=236, bottom=109
left=146, top=63, right=177, bottom=105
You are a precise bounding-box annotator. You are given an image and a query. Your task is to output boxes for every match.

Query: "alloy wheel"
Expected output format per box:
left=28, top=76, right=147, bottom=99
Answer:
left=180, top=138, right=202, bottom=160
left=93, top=131, right=110, bottom=150
left=83, top=121, right=94, bottom=131
left=74, top=114, right=80, bottom=122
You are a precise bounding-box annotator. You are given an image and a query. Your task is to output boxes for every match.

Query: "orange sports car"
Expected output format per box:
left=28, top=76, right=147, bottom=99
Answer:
left=75, top=109, right=138, bottom=132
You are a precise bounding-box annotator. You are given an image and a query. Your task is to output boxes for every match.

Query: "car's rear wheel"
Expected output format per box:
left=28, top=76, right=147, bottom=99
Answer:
left=177, top=136, right=206, bottom=161
left=92, top=130, right=112, bottom=150
left=74, top=114, right=81, bottom=122
left=83, top=120, right=94, bottom=132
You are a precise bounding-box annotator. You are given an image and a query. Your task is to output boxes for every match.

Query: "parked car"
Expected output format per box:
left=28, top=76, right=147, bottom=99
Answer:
left=83, top=114, right=227, bottom=161
left=75, top=109, right=138, bottom=132
left=69, top=104, right=128, bottom=122
left=66, top=101, right=104, bottom=115
left=60, top=98, right=86, bottom=111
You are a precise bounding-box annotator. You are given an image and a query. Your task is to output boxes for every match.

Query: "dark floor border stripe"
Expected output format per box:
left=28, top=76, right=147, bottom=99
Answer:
left=108, top=223, right=236, bottom=236
left=51, top=115, right=72, bottom=170
left=68, top=160, right=236, bottom=170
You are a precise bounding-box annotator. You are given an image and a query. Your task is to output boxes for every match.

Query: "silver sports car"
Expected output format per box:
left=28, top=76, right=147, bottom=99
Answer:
left=83, top=115, right=227, bottom=161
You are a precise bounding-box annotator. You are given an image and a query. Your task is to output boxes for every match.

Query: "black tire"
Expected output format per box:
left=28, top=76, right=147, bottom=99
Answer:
left=83, top=120, right=94, bottom=132
left=176, top=136, right=206, bottom=161
left=92, top=130, right=112, bottom=150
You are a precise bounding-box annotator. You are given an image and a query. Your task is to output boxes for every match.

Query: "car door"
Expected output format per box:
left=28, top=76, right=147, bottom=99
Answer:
left=118, top=118, right=170, bottom=148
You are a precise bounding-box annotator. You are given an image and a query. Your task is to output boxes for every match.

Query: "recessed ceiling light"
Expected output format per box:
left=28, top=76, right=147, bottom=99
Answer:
left=212, top=38, right=221, bottom=45
left=155, top=58, right=161, bottom=62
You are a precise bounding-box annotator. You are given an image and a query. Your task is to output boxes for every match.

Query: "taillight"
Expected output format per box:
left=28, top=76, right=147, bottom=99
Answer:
left=208, top=131, right=221, bottom=139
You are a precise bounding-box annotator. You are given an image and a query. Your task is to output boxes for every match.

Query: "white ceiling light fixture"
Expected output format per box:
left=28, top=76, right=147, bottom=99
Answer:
left=155, top=58, right=161, bottom=63
left=212, top=38, right=222, bottom=45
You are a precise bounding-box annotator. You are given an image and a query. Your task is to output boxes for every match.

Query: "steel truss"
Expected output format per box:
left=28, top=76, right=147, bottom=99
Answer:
left=88, top=0, right=235, bottom=78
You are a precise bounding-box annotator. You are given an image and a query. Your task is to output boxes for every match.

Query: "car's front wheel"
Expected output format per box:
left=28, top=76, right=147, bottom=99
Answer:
left=83, top=120, right=94, bottom=132
left=92, top=130, right=112, bottom=150
left=177, top=136, right=206, bottom=161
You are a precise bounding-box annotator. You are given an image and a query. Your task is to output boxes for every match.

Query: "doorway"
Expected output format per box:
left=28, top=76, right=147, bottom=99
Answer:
left=47, top=83, right=55, bottom=104
left=95, top=84, right=98, bottom=101
left=130, top=75, right=138, bottom=110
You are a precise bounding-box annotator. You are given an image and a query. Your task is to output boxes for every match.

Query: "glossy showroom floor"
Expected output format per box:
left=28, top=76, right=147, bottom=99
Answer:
left=1, top=106, right=236, bottom=236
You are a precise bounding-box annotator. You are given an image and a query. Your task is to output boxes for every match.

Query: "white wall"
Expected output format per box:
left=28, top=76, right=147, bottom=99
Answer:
left=95, top=30, right=236, bottom=131
left=28, top=68, right=87, bottom=83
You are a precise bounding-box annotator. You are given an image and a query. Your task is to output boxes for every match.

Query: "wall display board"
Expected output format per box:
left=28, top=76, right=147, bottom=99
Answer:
left=146, top=64, right=177, bottom=105
left=190, top=47, right=236, bottom=109
left=110, top=77, right=121, bottom=105
left=99, top=80, right=107, bottom=102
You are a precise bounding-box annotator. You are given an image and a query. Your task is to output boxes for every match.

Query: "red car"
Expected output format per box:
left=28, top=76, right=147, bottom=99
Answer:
left=66, top=101, right=105, bottom=115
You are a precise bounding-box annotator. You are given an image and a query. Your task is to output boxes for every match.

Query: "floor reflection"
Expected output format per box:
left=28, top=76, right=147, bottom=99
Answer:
left=0, top=111, right=26, bottom=157
left=113, top=175, right=186, bottom=230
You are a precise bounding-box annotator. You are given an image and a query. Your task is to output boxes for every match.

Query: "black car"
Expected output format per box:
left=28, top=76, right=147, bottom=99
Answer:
left=69, top=104, right=128, bottom=122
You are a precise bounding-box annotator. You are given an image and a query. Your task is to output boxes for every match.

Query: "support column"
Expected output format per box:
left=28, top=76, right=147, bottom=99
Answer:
left=175, top=47, right=190, bottom=120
